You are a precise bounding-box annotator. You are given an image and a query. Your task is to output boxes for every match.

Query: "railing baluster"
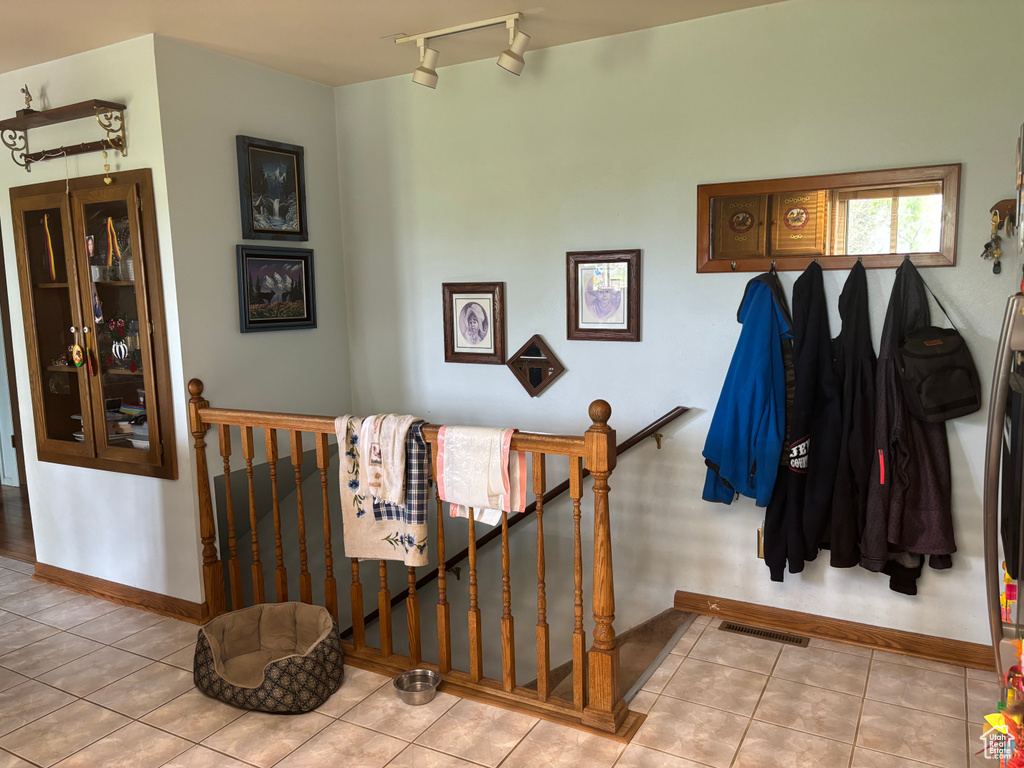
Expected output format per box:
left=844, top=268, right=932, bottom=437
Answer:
left=188, top=380, right=225, bottom=619
left=265, top=428, right=288, bottom=602
left=431, top=442, right=451, bottom=673
left=219, top=425, right=243, bottom=611
left=583, top=401, right=626, bottom=732
left=241, top=427, right=265, bottom=604
left=316, top=434, right=337, bottom=620
left=534, top=452, right=550, bottom=700
left=407, top=567, right=421, bottom=665
left=290, top=431, right=312, bottom=604
left=570, top=455, right=587, bottom=711
left=468, top=509, right=483, bottom=682
left=350, top=559, right=365, bottom=648
left=501, top=507, right=515, bottom=692
left=379, top=560, right=393, bottom=658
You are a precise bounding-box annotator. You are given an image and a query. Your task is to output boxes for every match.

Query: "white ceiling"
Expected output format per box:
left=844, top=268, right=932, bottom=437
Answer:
left=0, top=0, right=784, bottom=87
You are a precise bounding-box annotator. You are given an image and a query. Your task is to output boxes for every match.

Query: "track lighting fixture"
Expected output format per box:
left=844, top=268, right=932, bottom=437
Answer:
left=497, top=25, right=530, bottom=76
left=413, top=43, right=439, bottom=88
left=396, top=13, right=528, bottom=89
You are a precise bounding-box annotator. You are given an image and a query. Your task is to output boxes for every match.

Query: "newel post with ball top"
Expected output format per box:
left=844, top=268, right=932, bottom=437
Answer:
left=581, top=399, right=626, bottom=732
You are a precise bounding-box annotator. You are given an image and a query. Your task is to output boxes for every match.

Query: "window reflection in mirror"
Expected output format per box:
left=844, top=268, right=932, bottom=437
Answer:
left=696, top=165, right=959, bottom=273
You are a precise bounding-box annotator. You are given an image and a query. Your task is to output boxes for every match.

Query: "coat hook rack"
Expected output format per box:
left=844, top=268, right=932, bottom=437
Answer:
left=0, top=98, right=127, bottom=172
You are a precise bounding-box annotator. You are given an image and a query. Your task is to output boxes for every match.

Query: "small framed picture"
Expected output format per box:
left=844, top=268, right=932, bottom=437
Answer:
left=566, top=249, right=641, bottom=341
left=236, top=245, right=317, bottom=333
left=442, top=282, right=506, bottom=364
left=236, top=135, right=308, bottom=241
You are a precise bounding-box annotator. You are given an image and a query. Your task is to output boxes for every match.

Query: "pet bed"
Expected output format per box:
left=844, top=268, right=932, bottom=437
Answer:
left=194, top=601, right=344, bottom=713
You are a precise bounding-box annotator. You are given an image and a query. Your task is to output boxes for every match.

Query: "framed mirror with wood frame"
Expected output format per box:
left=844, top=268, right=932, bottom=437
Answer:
left=696, top=164, right=960, bottom=273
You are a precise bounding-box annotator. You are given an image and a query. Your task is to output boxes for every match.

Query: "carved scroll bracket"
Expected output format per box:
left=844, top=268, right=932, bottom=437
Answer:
left=95, top=106, right=127, bottom=158
left=0, top=128, right=28, bottom=170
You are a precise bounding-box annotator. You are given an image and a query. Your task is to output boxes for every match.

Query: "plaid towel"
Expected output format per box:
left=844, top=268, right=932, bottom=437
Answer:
left=373, top=421, right=429, bottom=525
left=336, top=416, right=428, bottom=567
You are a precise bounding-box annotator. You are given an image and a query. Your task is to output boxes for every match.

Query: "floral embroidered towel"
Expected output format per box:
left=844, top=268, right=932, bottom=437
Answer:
left=336, top=415, right=428, bottom=567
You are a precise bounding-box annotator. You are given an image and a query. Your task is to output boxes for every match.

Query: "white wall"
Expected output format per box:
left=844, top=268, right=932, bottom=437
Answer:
left=335, top=0, right=1024, bottom=644
left=153, top=37, right=351, bottom=419
left=0, top=37, right=202, bottom=600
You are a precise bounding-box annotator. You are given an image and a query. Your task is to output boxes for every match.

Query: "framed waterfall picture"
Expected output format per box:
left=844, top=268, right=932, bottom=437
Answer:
left=442, top=282, right=506, bottom=364
left=236, top=245, right=317, bottom=333
left=236, top=135, right=308, bottom=241
left=566, top=249, right=641, bottom=341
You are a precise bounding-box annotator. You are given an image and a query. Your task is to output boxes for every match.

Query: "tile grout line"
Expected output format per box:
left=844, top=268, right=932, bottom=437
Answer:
left=491, top=717, right=543, bottom=768
left=846, top=650, right=874, bottom=768
left=963, top=672, right=973, bottom=768
left=727, top=635, right=785, bottom=768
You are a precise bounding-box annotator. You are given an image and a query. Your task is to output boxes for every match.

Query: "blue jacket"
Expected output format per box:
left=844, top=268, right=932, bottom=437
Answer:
left=703, top=274, right=792, bottom=507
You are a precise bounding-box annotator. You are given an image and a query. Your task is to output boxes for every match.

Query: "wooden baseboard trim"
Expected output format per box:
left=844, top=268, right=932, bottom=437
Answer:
left=34, top=562, right=208, bottom=625
left=674, top=590, right=994, bottom=671
left=342, top=645, right=645, bottom=742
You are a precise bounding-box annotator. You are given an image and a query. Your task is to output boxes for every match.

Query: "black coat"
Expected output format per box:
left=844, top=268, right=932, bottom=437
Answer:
left=764, top=262, right=842, bottom=581
left=827, top=261, right=877, bottom=567
left=861, top=260, right=954, bottom=587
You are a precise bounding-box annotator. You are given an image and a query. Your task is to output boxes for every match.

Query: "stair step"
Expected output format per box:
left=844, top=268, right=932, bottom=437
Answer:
left=522, top=608, right=696, bottom=702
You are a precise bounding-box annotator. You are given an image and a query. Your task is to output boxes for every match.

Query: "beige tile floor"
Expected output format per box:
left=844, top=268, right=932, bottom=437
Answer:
left=0, top=554, right=1002, bottom=767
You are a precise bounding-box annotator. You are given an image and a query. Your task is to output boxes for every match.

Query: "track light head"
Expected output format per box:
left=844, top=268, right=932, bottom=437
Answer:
left=497, top=29, right=530, bottom=76
left=413, top=44, right=439, bottom=88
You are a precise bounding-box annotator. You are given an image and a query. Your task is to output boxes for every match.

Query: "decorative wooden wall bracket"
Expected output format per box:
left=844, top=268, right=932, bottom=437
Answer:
left=0, top=99, right=127, bottom=172
left=991, top=198, right=1017, bottom=232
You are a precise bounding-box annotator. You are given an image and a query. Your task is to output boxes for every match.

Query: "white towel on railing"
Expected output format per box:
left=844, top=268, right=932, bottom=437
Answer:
left=357, top=413, right=419, bottom=506
left=379, top=414, right=419, bottom=505
left=357, top=414, right=385, bottom=499
left=336, top=415, right=429, bottom=567
left=436, top=425, right=527, bottom=526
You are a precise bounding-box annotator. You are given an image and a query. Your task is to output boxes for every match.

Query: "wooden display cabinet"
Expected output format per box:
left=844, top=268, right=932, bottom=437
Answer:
left=10, top=169, right=176, bottom=479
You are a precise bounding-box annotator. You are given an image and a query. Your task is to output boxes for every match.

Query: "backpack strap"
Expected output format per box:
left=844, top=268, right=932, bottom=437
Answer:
left=919, top=274, right=958, bottom=331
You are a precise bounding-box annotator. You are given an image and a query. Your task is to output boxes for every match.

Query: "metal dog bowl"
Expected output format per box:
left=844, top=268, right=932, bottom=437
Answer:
left=393, top=669, right=441, bottom=705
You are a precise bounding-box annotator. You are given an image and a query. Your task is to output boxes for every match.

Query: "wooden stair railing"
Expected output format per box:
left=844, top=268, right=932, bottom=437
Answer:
left=187, top=379, right=678, bottom=737
left=344, top=405, right=690, bottom=637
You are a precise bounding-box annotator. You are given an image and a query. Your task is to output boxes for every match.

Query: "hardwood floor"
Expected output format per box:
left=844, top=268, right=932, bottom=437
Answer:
left=0, top=484, right=34, bottom=563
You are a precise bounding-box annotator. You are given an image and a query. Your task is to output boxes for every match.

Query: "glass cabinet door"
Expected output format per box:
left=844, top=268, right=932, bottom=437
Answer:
left=12, top=169, right=175, bottom=479
left=73, top=185, right=159, bottom=465
left=13, top=193, right=94, bottom=457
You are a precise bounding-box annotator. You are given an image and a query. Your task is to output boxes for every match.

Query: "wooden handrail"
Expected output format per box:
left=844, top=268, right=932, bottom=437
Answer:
left=198, top=406, right=586, bottom=457
left=340, top=405, right=690, bottom=638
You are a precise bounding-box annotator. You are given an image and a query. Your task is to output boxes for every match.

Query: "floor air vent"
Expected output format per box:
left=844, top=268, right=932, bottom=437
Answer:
left=718, top=621, right=810, bottom=647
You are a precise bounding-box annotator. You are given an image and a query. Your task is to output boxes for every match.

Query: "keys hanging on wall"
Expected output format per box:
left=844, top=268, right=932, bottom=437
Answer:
left=982, top=211, right=1004, bottom=274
